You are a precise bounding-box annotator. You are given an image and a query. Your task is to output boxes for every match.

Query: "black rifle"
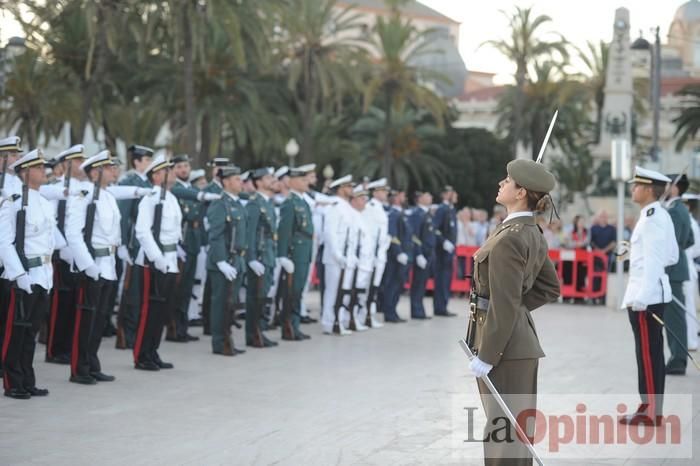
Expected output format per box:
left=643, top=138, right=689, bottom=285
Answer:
left=332, top=227, right=351, bottom=334
left=465, top=257, right=478, bottom=352
left=83, top=168, right=102, bottom=258
left=364, top=229, right=382, bottom=327
left=13, top=180, right=30, bottom=326
left=0, top=155, right=7, bottom=194
left=224, top=218, right=241, bottom=329
left=148, top=172, right=168, bottom=304
left=347, top=229, right=362, bottom=331
left=57, top=161, right=72, bottom=235
left=254, top=223, right=266, bottom=334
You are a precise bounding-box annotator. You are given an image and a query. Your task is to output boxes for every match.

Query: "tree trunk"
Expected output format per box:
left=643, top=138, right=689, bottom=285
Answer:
left=78, top=2, right=112, bottom=142
left=300, top=52, right=316, bottom=166
left=182, top=0, right=198, bottom=164
left=382, top=90, right=394, bottom=185
left=512, top=63, right=526, bottom=158
left=200, top=112, right=211, bottom=161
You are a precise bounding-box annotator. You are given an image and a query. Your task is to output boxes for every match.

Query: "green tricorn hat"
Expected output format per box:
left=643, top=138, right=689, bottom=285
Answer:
left=507, top=159, right=556, bottom=193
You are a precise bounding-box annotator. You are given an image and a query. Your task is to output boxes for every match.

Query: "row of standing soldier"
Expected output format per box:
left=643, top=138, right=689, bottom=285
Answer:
left=0, top=136, right=460, bottom=399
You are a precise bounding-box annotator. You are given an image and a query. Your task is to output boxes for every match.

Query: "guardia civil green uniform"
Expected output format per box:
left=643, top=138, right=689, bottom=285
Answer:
left=169, top=155, right=206, bottom=342
left=245, top=168, right=278, bottom=348
left=200, top=158, right=229, bottom=336
left=115, top=145, right=153, bottom=349
left=468, top=159, right=560, bottom=466
left=276, top=174, right=314, bottom=340
left=206, top=166, right=247, bottom=355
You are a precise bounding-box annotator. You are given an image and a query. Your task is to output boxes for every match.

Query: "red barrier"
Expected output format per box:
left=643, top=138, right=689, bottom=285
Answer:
left=311, top=246, right=608, bottom=301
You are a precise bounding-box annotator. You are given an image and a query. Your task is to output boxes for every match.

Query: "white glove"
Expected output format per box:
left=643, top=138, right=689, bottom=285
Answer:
left=84, top=263, right=100, bottom=281
left=416, top=254, right=427, bottom=269
left=443, top=240, right=455, bottom=253
left=15, top=274, right=33, bottom=294
left=616, top=240, right=630, bottom=261
left=176, top=244, right=187, bottom=262
left=334, top=254, right=346, bottom=268
left=469, top=357, right=493, bottom=378
left=135, top=187, right=153, bottom=197
left=630, top=301, right=647, bottom=312
left=153, top=255, right=169, bottom=273
left=117, top=245, right=133, bottom=265
left=397, top=252, right=408, bottom=265
left=217, top=261, right=238, bottom=281
left=198, top=192, right=222, bottom=202
left=248, top=260, right=265, bottom=277
left=279, top=257, right=295, bottom=274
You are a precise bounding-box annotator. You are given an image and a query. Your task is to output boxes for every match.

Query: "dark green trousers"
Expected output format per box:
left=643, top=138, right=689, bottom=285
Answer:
left=209, top=270, right=241, bottom=352
left=666, top=281, right=688, bottom=370
left=174, top=254, right=198, bottom=337
left=246, top=266, right=272, bottom=339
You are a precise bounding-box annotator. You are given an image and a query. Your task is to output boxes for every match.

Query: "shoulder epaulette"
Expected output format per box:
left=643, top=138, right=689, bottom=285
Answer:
left=646, top=207, right=655, bottom=217
left=11, top=193, right=21, bottom=202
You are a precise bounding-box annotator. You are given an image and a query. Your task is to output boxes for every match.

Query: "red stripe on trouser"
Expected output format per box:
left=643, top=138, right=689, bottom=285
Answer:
left=133, top=267, right=151, bottom=364
left=70, top=287, right=85, bottom=376
left=2, top=289, right=16, bottom=390
left=638, top=312, right=656, bottom=416
left=47, top=277, right=60, bottom=358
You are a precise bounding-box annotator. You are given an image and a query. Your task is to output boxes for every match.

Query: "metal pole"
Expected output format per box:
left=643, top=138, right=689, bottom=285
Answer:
left=616, top=179, right=625, bottom=309
left=651, top=26, right=661, bottom=162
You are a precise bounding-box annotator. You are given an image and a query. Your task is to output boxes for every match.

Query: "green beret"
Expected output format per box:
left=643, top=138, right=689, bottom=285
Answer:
left=507, top=159, right=555, bottom=193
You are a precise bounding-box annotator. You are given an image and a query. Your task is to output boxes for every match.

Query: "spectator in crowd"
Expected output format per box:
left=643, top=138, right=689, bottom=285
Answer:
left=456, top=207, right=477, bottom=247
left=540, top=217, right=563, bottom=249
left=488, top=205, right=507, bottom=237
left=590, top=210, right=616, bottom=304
left=563, top=214, right=589, bottom=302
left=473, top=209, right=489, bottom=246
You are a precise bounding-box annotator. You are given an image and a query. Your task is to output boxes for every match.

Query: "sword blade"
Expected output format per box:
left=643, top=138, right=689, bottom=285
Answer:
left=535, top=110, right=558, bottom=164
left=458, top=339, right=545, bottom=466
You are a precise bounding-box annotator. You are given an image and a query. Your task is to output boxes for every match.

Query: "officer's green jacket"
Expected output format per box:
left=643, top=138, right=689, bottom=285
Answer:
left=245, top=192, right=277, bottom=268
left=118, top=171, right=152, bottom=257
left=472, top=216, right=560, bottom=366
left=666, top=198, right=694, bottom=282
left=206, top=193, right=247, bottom=274
left=203, top=180, right=223, bottom=195
left=277, top=191, right=314, bottom=266
left=171, top=179, right=204, bottom=254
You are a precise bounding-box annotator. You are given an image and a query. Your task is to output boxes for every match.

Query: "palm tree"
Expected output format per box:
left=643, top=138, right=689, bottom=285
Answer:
left=348, top=106, right=447, bottom=191
left=278, top=0, right=366, bottom=164
left=0, top=48, right=78, bottom=147
left=577, top=40, right=608, bottom=144
left=362, top=10, right=448, bottom=185
left=673, top=85, right=700, bottom=151
left=483, top=6, right=568, bottom=155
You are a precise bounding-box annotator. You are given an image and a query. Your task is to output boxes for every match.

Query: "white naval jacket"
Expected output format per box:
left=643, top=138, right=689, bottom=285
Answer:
left=362, top=198, right=389, bottom=266
left=0, top=189, right=59, bottom=290
left=135, top=186, right=182, bottom=273
left=65, top=184, right=121, bottom=281
left=621, top=201, right=679, bottom=309
left=353, top=208, right=375, bottom=273
left=322, top=197, right=358, bottom=268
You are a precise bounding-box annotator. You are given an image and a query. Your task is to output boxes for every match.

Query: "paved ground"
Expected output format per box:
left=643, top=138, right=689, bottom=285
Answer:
left=1, top=292, right=698, bottom=465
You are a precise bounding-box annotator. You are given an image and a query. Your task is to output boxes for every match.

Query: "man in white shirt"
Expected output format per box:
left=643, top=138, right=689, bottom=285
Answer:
left=321, top=175, right=358, bottom=335
left=133, top=155, right=182, bottom=371
left=0, top=148, right=57, bottom=399
left=620, top=167, right=679, bottom=426
left=65, top=151, right=121, bottom=385
left=361, top=179, right=390, bottom=327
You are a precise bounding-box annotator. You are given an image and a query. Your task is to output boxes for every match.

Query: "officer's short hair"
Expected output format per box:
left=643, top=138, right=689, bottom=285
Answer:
left=651, top=184, right=665, bottom=199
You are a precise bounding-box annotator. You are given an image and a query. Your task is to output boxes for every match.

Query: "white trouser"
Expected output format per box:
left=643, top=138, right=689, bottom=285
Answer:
left=354, top=268, right=373, bottom=324
left=373, top=260, right=386, bottom=287
left=321, top=263, right=355, bottom=332
left=684, top=279, right=698, bottom=350
left=268, top=262, right=282, bottom=299
left=188, top=247, right=208, bottom=320
left=300, top=238, right=320, bottom=317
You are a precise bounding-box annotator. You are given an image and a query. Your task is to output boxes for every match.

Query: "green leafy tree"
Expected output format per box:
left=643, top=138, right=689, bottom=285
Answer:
left=673, top=85, right=700, bottom=151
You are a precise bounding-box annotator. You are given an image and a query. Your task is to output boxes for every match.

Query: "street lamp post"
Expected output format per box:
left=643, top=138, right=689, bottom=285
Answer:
left=285, top=138, right=299, bottom=168
left=611, top=138, right=631, bottom=309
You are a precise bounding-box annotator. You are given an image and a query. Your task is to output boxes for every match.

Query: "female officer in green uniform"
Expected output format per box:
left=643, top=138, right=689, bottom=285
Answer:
left=469, top=159, right=560, bottom=465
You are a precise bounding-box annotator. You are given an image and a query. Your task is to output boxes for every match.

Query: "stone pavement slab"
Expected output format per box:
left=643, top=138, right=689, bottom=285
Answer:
left=0, top=293, right=697, bottom=465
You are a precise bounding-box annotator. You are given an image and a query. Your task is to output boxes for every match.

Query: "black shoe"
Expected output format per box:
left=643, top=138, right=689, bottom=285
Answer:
left=300, top=316, right=317, bottom=324
left=262, top=334, right=279, bottom=347
left=70, top=375, right=98, bottom=385
left=155, top=360, right=174, bottom=369
left=665, top=366, right=686, bottom=375
left=186, top=333, right=200, bottom=342
left=411, top=315, right=431, bottom=320
left=165, top=335, right=188, bottom=343
left=385, top=317, right=406, bottom=323
left=618, top=414, right=662, bottom=426
left=434, top=311, right=457, bottom=317
left=90, top=372, right=116, bottom=382
left=4, top=388, right=31, bottom=399
left=233, top=347, right=246, bottom=355
left=26, top=386, right=49, bottom=396
left=189, top=319, right=203, bottom=327
left=294, top=330, right=311, bottom=340
left=45, top=354, right=71, bottom=365
left=135, top=361, right=160, bottom=371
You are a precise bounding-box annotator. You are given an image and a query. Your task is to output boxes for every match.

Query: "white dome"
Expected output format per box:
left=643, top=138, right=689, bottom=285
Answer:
left=674, top=0, right=700, bottom=23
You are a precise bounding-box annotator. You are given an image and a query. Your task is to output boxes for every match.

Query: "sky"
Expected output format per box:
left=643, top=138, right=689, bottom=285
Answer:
left=421, top=0, right=689, bottom=83
left=0, top=0, right=691, bottom=83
